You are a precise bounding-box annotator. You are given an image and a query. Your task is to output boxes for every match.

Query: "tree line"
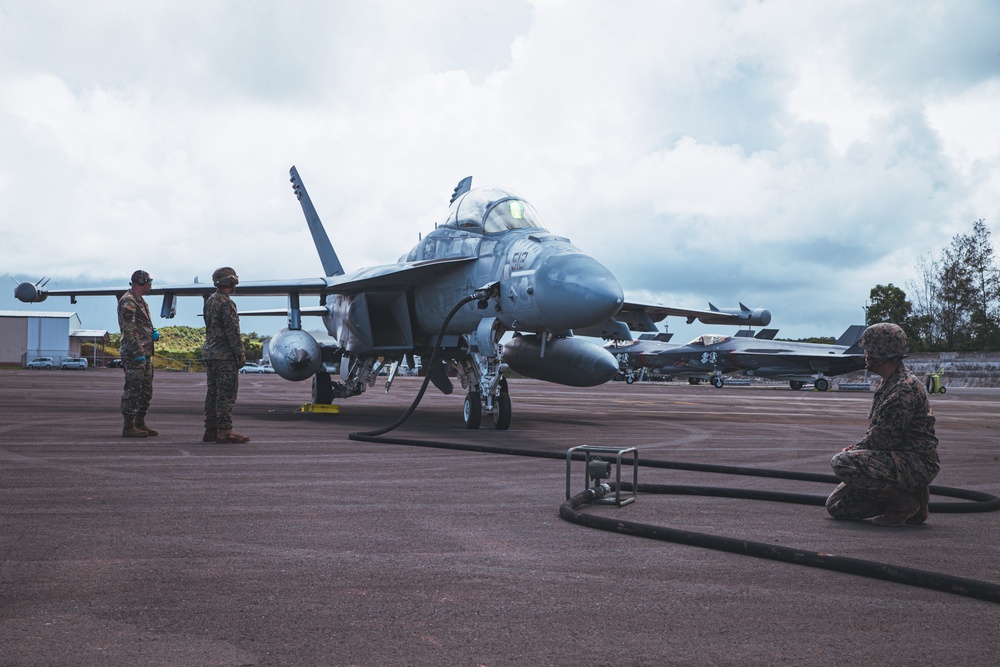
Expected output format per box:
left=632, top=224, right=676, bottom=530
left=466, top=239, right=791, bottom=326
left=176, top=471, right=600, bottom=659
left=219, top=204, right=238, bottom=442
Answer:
left=105, top=326, right=266, bottom=364
left=868, top=219, right=999, bottom=352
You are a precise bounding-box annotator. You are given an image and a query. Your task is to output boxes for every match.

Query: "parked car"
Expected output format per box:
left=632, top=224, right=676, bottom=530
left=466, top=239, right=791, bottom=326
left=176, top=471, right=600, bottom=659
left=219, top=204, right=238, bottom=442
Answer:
left=60, top=357, right=89, bottom=370
left=26, top=356, right=54, bottom=370
left=107, top=359, right=123, bottom=368
left=239, top=362, right=267, bottom=374
left=259, top=362, right=276, bottom=374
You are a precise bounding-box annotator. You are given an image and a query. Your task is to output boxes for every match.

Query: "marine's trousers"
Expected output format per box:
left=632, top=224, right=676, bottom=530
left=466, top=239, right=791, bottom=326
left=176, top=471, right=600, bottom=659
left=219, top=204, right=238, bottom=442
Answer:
left=121, top=357, right=154, bottom=419
left=204, top=358, right=240, bottom=430
left=826, top=448, right=932, bottom=520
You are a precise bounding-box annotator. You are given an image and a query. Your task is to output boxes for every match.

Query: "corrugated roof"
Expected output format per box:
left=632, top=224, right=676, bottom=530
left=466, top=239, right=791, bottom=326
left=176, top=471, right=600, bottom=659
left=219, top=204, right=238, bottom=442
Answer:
left=70, top=329, right=109, bottom=337
left=0, top=310, right=79, bottom=319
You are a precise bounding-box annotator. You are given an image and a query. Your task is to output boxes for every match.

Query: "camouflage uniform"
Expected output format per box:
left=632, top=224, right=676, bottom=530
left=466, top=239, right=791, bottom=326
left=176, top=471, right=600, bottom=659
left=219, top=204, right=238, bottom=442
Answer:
left=826, top=324, right=940, bottom=522
left=118, top=275, right=155, bottom=426
left=203, top=269, right=246, bottom=433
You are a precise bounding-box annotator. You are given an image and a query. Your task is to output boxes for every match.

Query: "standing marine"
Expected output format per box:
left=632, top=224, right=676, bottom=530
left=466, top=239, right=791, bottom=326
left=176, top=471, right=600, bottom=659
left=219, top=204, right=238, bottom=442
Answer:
left=118, top=269, right=158, bottom=438
left=825, top=322, right=940, bottom=526
left=202, top=267, right=250, bottom=444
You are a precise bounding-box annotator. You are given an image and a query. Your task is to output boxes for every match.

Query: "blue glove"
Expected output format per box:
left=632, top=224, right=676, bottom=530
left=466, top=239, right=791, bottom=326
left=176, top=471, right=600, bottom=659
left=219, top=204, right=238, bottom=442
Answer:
left=152, top=329, right=160, bottom=341
left=135, top=355, right=147, bottom=362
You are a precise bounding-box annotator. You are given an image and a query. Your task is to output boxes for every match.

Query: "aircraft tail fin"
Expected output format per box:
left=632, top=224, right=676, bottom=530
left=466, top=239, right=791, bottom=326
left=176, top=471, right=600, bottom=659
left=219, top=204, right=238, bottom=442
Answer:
left=289, top=166, right=345, bottom=277
left=837, top=324, right=868, bottom=351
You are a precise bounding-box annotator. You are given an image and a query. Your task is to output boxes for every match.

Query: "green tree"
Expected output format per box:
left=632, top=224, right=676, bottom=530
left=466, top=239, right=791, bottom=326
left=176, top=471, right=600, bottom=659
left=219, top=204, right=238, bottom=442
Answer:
left=958, top=219, right=1000, bottom=349
left=867, top=283, right=912, bottom=325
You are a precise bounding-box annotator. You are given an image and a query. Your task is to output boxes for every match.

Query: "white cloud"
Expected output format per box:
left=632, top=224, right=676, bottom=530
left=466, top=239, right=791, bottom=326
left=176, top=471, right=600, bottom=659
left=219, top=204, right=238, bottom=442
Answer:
left=1, top=0, right=998, bottom=343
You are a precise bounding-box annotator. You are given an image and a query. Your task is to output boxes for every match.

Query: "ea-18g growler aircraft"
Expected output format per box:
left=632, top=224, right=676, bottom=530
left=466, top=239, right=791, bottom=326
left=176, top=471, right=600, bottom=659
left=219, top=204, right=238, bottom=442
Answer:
left=15, top=166, right=770, bottom=429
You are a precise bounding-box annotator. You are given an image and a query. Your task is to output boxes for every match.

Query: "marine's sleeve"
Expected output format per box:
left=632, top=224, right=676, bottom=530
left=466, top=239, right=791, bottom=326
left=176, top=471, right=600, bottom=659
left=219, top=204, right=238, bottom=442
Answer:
left=223, top=298, right=245, bottom=361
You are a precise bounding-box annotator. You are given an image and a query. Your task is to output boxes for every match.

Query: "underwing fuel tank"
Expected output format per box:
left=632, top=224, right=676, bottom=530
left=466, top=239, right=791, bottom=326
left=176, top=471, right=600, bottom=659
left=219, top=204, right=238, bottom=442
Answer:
left=502, top=334, right=619, bottom=387
left=268, top=328, right=323, bottom=381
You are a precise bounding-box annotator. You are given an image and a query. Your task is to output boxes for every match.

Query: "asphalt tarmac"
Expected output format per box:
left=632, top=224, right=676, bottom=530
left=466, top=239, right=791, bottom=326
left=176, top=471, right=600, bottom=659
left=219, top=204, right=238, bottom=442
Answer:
left=1, top=370, right=999, bottom=666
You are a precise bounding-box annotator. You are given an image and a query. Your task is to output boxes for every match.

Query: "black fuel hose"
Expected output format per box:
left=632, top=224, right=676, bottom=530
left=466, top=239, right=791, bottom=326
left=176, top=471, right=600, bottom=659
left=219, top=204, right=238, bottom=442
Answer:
left=562, top=482, right=1000, bottom=605
left=347, top=293, right=1000, bottom=604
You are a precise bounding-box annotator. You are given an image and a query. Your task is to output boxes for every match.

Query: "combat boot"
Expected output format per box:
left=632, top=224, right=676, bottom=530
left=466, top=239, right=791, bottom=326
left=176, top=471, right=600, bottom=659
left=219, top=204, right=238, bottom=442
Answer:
left=216, top=428, right=250, bottom=444
left=203, top=428, right=218, bottom=443
left=135, top=416, right=158, bottom=437
left=906, top=485, right=931, bottom=525
left=872, top=487, right=921, bottom=527
left=122, top=417, right=148, bottom=438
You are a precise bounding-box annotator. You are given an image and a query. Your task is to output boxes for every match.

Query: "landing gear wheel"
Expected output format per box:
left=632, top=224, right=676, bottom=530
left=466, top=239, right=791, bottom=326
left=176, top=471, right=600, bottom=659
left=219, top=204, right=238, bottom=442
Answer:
left=711, top=376, right=724, bottom=389
left=688, top=377, right=701, bottom=385
left=789, top=381, right=804, bottom=390
left=491, top=391, right=511, bottom=430
left=939, top=386, right=947, bottom=394
left=815, top=378, right=830, bottom=392
left=312, top=372, right=333, bottom=404
left=463, top=392, right=482, bottom=429
left=625, top=373, right=634, bottom=384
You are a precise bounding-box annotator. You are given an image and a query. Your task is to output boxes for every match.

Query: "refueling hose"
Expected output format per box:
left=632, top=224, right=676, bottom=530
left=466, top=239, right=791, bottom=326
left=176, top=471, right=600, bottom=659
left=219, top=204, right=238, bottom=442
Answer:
left=347, top=291, right=1000, bottom=604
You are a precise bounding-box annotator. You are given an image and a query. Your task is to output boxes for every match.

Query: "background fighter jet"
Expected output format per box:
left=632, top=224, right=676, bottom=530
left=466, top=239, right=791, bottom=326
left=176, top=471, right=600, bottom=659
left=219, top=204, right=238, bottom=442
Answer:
left=15, top=167, right=771, bottom=428
left=611, top=325, right=867, bottom=390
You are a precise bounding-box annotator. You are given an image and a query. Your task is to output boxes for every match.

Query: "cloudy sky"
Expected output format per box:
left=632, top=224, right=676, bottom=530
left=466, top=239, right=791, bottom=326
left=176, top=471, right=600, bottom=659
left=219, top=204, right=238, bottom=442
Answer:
left=2, top=0, right=999, bottom=342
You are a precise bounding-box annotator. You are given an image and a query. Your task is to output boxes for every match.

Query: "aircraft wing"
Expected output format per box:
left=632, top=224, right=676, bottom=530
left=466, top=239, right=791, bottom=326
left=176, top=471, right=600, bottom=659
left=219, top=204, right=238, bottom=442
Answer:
left=15, top=257, right=476, bottom=309
left=619, top=301, right=772, bottom=327
left=575, top=300, right=772, bottom=339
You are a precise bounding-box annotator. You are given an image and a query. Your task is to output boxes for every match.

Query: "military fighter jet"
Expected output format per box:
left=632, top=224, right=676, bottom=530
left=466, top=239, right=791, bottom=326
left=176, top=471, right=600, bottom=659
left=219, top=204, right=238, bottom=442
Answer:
left=15, top=167, right=771, bottom=428
left=611, top=325, right=867, bottom=390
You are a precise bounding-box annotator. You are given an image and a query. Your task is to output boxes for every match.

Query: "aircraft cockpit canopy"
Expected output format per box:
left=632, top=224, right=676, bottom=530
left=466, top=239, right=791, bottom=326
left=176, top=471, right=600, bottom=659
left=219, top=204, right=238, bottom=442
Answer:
left=687, top=334, right=731, bottom=346
left=445, top=186, right=547, bottom=234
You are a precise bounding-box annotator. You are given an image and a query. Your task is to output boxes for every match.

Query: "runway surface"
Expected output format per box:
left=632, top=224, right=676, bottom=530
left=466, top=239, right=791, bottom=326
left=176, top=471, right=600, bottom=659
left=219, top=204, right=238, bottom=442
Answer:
left=2, top=370, right=999, bottom=666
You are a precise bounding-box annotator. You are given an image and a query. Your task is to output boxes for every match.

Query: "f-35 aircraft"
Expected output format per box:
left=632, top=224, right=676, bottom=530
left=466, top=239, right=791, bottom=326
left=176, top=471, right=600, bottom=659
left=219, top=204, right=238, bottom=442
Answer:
left=610, top=325, right=867, bottom=390
left=15, top=167, right=770, bottom=428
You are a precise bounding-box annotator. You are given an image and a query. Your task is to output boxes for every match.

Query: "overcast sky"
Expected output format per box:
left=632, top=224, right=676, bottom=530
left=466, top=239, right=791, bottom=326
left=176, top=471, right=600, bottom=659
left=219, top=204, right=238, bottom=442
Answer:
left=2, top=0, right=999, bottom=342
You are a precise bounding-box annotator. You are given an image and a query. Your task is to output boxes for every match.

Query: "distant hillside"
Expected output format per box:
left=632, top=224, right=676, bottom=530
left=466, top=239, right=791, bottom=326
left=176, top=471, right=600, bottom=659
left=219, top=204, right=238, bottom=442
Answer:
left=106, top=327, right=263, bottom=360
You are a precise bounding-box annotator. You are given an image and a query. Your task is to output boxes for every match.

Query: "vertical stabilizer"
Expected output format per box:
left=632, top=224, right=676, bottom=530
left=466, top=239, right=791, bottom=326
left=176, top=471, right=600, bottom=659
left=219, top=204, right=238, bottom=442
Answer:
left=289, top=166, right=344, bottom=277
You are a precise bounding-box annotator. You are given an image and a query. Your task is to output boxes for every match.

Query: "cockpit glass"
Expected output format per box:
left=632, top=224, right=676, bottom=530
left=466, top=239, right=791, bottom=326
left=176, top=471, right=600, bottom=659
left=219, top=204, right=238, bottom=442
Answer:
left=688, top=334, right=731, bottom=346
left=448, top=186, right=547, bottom=233
left=483, top=198, right=545, bottom=233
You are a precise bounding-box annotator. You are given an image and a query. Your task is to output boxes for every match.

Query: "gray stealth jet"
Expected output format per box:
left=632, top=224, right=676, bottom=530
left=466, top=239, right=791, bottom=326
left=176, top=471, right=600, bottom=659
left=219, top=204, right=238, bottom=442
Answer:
left=611, top=326, right=867, bottom=390
left=15, top=167, right=770, bottom=428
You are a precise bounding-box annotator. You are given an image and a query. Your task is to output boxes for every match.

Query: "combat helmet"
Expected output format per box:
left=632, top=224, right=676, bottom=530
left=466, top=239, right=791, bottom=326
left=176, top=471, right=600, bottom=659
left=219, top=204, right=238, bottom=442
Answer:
left=212, top=266, right=239, bottom=288
left=859, top=322, right=908, bottom=359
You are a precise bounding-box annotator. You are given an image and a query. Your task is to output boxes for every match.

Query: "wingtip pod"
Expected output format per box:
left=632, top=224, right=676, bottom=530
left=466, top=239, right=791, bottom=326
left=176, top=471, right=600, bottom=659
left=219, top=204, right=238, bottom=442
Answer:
left=14, top=281, right=48, bottom=303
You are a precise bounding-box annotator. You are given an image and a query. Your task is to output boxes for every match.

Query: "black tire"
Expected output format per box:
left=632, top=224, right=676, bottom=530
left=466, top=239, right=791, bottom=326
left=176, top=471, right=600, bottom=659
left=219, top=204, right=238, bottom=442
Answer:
left=789, top=381, right=804, bottom=390
left=815, top=378, right=830, bottom=392
left=688, top=377, right=701, bottom=385
left=711, top=377, right=724, bottom=389
left=312, top=372, right=333, bottom=404
left=491, top=392, right=511, bottom=430
left=625, top=374, right=634, bottom=384
left=463, top=392, right=482, bottom=429
left=939, top=387, right=947, bottom=394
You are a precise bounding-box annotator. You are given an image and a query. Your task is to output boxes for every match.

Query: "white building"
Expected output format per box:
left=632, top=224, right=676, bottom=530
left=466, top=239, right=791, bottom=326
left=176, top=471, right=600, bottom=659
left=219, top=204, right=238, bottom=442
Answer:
left=0, top=311, right=108, bottom=367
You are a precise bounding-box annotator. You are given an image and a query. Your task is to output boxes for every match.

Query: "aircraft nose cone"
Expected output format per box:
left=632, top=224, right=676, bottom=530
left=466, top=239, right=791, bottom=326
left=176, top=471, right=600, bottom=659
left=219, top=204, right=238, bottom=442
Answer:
left=533, top=253, right=624, bottom=331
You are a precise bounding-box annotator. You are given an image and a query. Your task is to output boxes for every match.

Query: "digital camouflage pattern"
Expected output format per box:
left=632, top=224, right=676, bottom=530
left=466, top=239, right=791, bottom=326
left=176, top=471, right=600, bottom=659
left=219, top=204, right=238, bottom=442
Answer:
left=204, top=358, right=240, bottom=430
left=117, top=288, right=155, bottom=418
left=203, top=289, right=245, bottom=430
left=859, top=322, right=909, bottom=359
left=826, top=362, right=940, bottom=520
